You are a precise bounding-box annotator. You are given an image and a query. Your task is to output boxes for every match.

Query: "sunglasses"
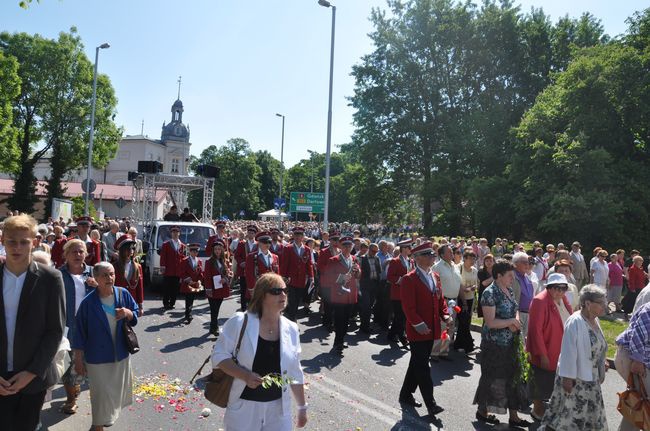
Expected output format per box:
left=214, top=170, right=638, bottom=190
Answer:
left=267, top=287, right=288, bottom=296
left=549, top=284, right=569, bottom=292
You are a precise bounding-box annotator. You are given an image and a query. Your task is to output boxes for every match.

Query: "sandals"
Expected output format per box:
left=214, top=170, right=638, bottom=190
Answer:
left=61, top=401, right=78, bottom=414
left=475, top=411, right=500, bottom=424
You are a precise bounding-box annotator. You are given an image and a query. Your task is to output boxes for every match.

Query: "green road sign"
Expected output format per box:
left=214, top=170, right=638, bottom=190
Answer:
left=289, top=192, right=325, bottom=214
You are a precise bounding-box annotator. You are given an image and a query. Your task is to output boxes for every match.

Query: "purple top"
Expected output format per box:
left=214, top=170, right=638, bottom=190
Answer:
left=516, top=271, right=534, bottom=312
left=616, top=302, right=650, bottom=368
left=608, top=261, right=624, bottom=286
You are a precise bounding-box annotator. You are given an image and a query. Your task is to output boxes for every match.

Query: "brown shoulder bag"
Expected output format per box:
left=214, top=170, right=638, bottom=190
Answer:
left=617, top=373, right=650, bottom=430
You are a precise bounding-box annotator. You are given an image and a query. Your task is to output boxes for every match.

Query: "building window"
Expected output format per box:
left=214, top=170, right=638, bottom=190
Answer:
left=171, top=158, right=179, bottom=173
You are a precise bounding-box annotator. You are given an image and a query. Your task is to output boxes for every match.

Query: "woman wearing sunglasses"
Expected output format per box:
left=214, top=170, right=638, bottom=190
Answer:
left=211, top=273, right=307, bottom=430
left=525, top=272, right=573, bottom=421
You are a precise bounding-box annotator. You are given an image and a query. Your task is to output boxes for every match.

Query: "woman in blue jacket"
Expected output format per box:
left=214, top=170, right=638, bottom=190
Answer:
left=72, top=261, right=139, bottom=431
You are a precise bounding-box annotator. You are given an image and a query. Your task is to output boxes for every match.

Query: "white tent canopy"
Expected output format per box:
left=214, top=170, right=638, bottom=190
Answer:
left=257, top=209, right=289, bottom=221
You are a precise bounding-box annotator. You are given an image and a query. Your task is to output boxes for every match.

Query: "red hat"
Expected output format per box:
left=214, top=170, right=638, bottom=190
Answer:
left=411, top=242, right=435, bottom=257
left=215, top=220, right=226, bottom=228
left=328, top=230, right=341, bottom=240
left=247, top=224, right=259, bottom=233
left=114, top=235, right=136, bottom=251
left=255, top=231, right=272, bottom=242
left=188, top=243, right=201, bottom=250
left=212, top=238, right=226, bottom=248
left=75, top=216, right=93, bottom=225
left=170, top=225, right=181, bottom=232
left=292, top=227, right=305, bottom=235
left=397, top=239, right=413, bottom=248
left=270, top=227, right=280, bottom=234
left=339, top=236, right=354, bottom=246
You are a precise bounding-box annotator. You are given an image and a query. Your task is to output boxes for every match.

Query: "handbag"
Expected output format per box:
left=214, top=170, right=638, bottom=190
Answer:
left=205, top=313, right=248, bottom=408
left=119, top=289, right=140, bottom=354
left=617, top=373, right=650, bottom=430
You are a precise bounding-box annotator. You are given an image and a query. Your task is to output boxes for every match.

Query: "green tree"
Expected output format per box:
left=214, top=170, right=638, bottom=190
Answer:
left=190, top=138, right=262, bottom=219
left=71, top=195, right=96, bottom=219
left=0, top=52, right=21, bottom=173
left=253, top=150, right=282, bottom=210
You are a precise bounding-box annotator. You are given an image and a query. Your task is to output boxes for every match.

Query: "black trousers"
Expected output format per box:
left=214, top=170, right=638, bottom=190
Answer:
left=320, top=287, right=333, bottom=327
left=359, top=280, right=379, bottom=329
left=388, top=300, right=405, bottom=337
left=184, top=292, right=196, bottom=319
left=239, top=276, right=248, bottom=311
left=454, top=298, right=474, bottom=351
left=373, top=280, right=391, bottom=330
left=162, top=276, right=180, bottom=309
left=400, top=339, right=435, bottom=406
left=0, top=384, right=46, bottom=431
left=285, top=285, right=304, bottom=322
left=332, top=303, right=353, bottom=346
left=207, top=298, right=223, bottom=333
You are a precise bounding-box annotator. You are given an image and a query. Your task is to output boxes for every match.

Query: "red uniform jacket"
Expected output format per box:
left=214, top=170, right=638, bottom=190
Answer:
left=51, top=237, right=68, bottom=268
left=235, top=240, right=257, bottom=277
left=78, top=237, right=102, bottom=267
left=270, top=242, right=284, bottom=261
left=326, top=254, right=360, bottom=305
left=205, top=234, right=229, bottom=256
left=317, top=246, right=338, bottom=290
left=203, top=258, right=231, bottom=299
left=526, top=289, right=572, bottom=370
left=401, top=269, right=448, bottom=342
left=179, top=257, right=205, bottom=294
left=160, top=240, right=186, bottom=277
left=386, top=256, right=413, bottom=301
left=280, top=243, right=314, bottom=289
left=245, top=251, right=280, bottom=299
left=114, top=260, right=144, bottom=306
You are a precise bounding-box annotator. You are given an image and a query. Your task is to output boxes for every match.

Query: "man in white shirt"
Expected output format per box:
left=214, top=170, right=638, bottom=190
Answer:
left=0, top=214, right=65, bottom=431
left=432, top=244, right=461, bottom=360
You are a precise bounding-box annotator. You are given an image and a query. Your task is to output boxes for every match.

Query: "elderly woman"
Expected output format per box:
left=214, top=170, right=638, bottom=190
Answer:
left=72, top=262, right=139, bottom=431
left=526, top=273, right=573, bottom=421
left=590, top=249, right=609, bottom=288
left=615, top=302, right=650, bottom=431
left=608, top=253, right=624, bottom=314
left=211, top=273, right=307, bottom=430
left=541, top=285, right=608, bottom=430
left=455, top=249, right=478, bottom=353
left=473, top=259, right=530, bottom=428
left=624, top=255, right=647, bottom=315
left=59, top=239, right=98, bottom=414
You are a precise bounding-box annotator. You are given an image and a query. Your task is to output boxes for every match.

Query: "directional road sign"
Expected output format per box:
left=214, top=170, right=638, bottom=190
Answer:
left=289, top=192, right=324, bottom=214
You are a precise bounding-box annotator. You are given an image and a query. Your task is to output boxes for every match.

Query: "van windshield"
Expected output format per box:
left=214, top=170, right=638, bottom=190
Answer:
left=157, top=225, right=215, bottom=257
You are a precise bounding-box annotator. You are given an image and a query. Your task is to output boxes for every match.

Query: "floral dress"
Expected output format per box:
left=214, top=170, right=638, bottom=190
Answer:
left=542, top=327, right=608, bottom=430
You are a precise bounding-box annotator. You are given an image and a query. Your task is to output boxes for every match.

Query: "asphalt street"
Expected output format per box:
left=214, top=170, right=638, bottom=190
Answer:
left=42, top=291, right=628, bottom=431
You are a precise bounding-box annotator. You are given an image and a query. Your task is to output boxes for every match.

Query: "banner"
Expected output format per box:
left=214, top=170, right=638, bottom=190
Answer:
left=51, top=198, right=73, bottom=222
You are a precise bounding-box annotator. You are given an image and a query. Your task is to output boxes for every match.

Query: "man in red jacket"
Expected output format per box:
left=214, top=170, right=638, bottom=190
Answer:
left=234, top=224, right=258, bottom=311
left=159, top=225, right=186, bottom=310
left=317, top=231, right=340, bottom=331
left=386, top=239, right=414, bottom=348
left=245, top=231, right=280, bottom=297
left=399, top=241, right=451, bottom=418
left=205, top=220, right=229, bottom=255
left=50, top=225, right=68, bottom=268
left=280, top=227, right=314, bottom=321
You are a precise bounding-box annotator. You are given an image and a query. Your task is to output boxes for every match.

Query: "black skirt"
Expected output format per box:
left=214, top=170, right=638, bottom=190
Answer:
left=528, top=364, right=555, bottom=401
left=473, top=339, right=530, bottom=414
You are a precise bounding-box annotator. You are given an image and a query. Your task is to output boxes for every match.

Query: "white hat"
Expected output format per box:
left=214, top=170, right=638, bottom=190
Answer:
left=546, top=272, right=568, bottom=287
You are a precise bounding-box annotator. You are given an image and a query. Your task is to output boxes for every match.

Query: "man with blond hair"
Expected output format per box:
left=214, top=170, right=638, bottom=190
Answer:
left=0, top=214, right=65, bottom=430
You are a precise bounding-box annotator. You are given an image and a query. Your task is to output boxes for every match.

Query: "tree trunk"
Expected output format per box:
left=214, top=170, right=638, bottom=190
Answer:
left=44, top=137, right=67, bottom=221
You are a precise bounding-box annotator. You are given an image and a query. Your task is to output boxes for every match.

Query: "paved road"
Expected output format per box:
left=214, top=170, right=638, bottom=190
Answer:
left=42, top=291, right=628, bottom=431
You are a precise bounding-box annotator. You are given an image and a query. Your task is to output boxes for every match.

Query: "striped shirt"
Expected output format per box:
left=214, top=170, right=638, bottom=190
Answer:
left=616, top=302, right=650, bottom=368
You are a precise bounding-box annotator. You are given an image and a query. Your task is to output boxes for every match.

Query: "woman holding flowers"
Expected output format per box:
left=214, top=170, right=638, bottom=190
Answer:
left=211, top=273, right=307, bottom=430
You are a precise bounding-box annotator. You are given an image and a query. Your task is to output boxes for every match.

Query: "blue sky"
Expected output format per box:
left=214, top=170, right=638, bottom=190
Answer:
left=1, top=0, right=646, bottom=167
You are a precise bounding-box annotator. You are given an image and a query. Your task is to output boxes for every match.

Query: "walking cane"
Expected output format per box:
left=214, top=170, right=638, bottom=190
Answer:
left=189, top=355, right=212, bottom=385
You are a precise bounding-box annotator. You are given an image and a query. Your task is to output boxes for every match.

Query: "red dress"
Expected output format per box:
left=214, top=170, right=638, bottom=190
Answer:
left=401, top=269, right=448, bottom=342
left=179, top=257, right=204, bottom=294
left=245, top=252, right=280, bottom=299
left=203, top=258, right=231, bottom=299
left=114, top=260, right=144, bottom=306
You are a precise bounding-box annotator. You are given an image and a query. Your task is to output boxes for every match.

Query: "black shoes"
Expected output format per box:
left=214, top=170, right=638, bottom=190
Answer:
left=508, top=418, right=532, bottom=428
left=426, top=403, right=444, bottom=417
left=184, top=315, right=193, bottom=324
left=475, top=411, right=500, bottom=424
left=398, top=395, right=422, bottom=408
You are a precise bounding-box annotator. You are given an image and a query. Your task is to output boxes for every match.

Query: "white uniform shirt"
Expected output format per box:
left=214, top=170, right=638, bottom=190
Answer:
left=3, top=268, right=27, bottom=371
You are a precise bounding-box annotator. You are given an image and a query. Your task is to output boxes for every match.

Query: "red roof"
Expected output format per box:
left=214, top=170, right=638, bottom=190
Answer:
left=0, top=179, right=167, bottom=202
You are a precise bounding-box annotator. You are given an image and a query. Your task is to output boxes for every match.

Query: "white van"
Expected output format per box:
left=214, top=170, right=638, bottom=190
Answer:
left=139, top=221, right=216, bottom=288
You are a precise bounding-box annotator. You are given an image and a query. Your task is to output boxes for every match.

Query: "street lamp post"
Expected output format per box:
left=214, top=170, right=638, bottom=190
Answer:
left=318, top=0, right=336, bottom=232
left=307, top=150, right=315, bottom=192
left=275, top=113, right=285, bottom=228
left=84, top=42, right=110, bottom=216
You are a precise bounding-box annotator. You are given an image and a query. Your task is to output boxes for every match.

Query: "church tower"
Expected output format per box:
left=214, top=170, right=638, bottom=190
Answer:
left=160, top=76, right=191, bottom=175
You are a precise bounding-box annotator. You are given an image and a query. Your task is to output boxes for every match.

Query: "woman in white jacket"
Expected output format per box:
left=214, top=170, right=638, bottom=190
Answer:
left=541, top=284, right=609, bottom=431
left=212, top=273, right=307, bottom=431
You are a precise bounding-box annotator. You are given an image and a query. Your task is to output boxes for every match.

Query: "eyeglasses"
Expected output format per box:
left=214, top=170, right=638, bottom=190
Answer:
left=267, top=287, right=288, bottom=296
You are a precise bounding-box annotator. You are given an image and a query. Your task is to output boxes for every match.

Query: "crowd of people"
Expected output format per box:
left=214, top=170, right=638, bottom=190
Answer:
left=0, top=210, right=649, bottom=430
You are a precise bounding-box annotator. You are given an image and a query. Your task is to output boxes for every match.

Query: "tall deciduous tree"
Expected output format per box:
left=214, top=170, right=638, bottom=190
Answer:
left=0, top=52, right=21, bottom=173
